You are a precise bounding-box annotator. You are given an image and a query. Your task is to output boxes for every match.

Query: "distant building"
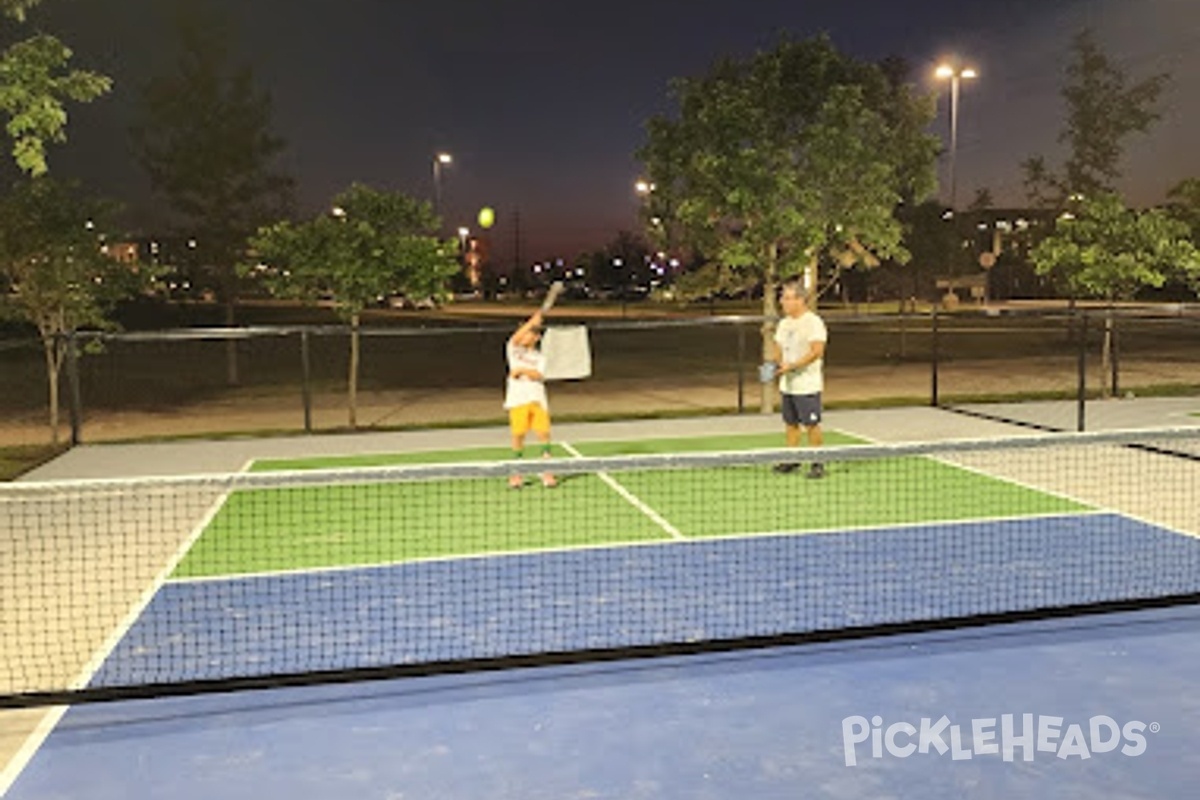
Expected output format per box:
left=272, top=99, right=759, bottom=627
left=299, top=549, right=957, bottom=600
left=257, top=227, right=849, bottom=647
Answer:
left=940, top=207, right=1059, bottom=301
left=953, top=207, right=1057, bottom=263
left=105, top=235, right=211, bottom=300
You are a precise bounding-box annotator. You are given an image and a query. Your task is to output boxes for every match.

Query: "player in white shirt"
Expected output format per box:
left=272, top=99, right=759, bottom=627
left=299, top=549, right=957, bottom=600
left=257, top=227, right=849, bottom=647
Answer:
left=504, top=308, right=557, bottom=488
left=770, top=280, right=828, bottom=478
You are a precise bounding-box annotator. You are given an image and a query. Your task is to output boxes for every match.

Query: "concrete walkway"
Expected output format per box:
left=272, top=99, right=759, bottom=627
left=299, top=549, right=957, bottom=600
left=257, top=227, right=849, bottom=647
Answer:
left=19, top=397, right=1199, bottom=481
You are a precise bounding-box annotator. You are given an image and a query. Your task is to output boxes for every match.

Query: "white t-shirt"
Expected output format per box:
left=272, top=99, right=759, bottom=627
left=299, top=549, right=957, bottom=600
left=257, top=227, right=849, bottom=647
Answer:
left=774, top=310, right=827, bottom=396
left=503, top=340, right=549, bottom=410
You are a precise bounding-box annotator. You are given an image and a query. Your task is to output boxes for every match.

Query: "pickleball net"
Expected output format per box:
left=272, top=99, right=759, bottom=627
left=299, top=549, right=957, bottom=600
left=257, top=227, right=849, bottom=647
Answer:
left=3, top=426, right=1199, bottom=707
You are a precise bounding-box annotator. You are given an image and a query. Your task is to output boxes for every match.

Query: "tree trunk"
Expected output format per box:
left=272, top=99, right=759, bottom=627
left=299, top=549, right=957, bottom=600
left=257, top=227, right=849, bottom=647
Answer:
left=804, top=261, right=819, bottom=308
left=224, top=299, right=240, bottom=386
left=759, top=242, right=780, bottom=414
left=348, top=313, right=360, bottom=429
left=42, top=335, right=61, bottom=445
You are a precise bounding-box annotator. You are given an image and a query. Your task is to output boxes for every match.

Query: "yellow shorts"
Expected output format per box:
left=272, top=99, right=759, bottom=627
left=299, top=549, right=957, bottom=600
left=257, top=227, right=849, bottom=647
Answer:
left=509, top=402, right=551, bottom=437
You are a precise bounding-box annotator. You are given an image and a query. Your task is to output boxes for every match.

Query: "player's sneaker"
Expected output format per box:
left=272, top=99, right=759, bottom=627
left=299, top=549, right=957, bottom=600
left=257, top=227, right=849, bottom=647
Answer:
left=540, top=472, right=558, bottom=488
left=508, top=474, right=524, bottom=489
left=772, top=462, right=800, bottom=474
left=806, top=463, right=825, bottom=480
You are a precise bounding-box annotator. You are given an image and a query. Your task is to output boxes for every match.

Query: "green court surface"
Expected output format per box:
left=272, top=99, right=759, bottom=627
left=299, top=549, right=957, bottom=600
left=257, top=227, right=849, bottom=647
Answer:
left=174, top=432, right=1089, bottom=579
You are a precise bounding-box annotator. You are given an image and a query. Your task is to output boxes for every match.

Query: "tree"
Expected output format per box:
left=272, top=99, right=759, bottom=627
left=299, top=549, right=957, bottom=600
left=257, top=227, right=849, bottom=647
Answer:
left=1023, top=30, right=1168, bottom=208
left=131, top=4, right=294, bottom=384
left=895, top=199, right=963, bottom=299
left=967, top=188, right=994, bottom=212
left=1030, top=192, right=1200, bottom=394
left=637, top=35, right=939, bottom=409
left=249, top=183, right=458, bottom=429
left=1166, top=178, right=1200, bottom=243
left=0, top=178, right=153, bottom=442
left=0, top=0, right=111, bottom=176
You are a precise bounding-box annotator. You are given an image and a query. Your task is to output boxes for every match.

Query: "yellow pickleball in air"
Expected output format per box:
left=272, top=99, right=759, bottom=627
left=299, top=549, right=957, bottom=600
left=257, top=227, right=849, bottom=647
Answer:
left=478, top=207, right=495, bottom=229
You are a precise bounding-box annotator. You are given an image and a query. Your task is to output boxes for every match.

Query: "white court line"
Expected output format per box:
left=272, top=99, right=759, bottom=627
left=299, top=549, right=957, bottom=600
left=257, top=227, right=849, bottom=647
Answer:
left=927, top=447, right=1200, bottom=540
left=169, top=508, right=1116, bottom=586
left=1, top=477, right=240, bottom=797
left=0, top=707, right=68, bottom=797
left=559, top=441, right=685, bottom=540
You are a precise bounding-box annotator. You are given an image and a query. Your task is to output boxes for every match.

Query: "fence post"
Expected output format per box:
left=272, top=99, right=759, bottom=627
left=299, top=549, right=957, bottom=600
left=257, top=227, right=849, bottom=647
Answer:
left=930, top=306, right=940, bottom=407
left=736, top=321, right=746, bottom=414
left=1110, top=312, right=1119, bottom=398
left=300, top=329, right=313, bottom=434
left=64, top=331, right=84, bottom=446
left=1076, top=311, right=1088, bottom=432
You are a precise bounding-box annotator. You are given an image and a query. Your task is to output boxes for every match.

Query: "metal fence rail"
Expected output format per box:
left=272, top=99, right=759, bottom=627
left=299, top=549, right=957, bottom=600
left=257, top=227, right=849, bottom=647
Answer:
left=2, top=305, right=1198, bottom=447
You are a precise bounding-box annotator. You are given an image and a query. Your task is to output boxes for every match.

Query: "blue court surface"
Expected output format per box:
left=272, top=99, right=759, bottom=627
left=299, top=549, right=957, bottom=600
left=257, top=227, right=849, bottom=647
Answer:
left=7, top=604, right=1200, bottom=799
left=89, top=512, right=1200, bottom=688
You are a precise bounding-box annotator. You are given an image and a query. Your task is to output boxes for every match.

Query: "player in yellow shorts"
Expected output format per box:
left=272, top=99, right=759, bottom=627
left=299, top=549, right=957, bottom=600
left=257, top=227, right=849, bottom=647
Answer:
left=504, top=307, right=557, bottom=489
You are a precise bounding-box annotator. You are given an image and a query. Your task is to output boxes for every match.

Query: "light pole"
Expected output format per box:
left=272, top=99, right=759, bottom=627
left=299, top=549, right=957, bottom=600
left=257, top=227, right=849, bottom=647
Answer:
left=432, top=152, right=453, bottom=218
left=935, top=63, right=977, bottom=211
left=634, top=179, right=655, bottom=217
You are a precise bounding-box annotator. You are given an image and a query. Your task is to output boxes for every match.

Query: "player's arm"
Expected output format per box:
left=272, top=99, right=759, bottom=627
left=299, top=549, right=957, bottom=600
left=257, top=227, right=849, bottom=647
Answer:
left=782, top=341, right=825, bottom=373
left=511, top=309, right=544, bottom=343
left=508, top=311, right=545, bottom=380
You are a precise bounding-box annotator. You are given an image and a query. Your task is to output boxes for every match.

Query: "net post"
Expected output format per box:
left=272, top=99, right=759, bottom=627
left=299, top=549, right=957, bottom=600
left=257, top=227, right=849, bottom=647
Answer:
left=930, top=306, right=939, bottom=407
left=1076, top=310, right=1088, bottom=432
left=66, top=329, right=83, bottom=446
left=300, top=328, right=313, bottom=434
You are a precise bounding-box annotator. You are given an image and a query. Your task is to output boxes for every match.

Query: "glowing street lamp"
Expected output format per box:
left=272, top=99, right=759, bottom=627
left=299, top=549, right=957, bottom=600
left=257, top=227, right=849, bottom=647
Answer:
left=935, top=63, right=978, bottom=211
left=433, top=152, right=453, bottom=217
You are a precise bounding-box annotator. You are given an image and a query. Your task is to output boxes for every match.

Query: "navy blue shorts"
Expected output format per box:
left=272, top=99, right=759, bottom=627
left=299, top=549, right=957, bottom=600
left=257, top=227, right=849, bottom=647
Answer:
left=781, top=392, right=822, bottom=427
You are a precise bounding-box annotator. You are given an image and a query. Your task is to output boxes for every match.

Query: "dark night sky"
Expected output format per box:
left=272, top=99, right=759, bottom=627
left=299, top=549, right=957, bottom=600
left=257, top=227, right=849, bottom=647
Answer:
left=28, top=0, right=1200, bottom=262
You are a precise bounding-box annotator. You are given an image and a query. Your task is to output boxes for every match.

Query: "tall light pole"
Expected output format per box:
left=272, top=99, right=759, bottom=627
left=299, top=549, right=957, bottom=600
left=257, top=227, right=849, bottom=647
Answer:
left=935, top=63, right=977, bottom=211
left=432, top=152, right=453, bottom=218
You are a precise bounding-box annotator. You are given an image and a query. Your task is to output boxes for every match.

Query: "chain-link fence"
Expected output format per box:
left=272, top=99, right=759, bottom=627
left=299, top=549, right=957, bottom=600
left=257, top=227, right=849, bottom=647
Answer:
left=932, top=306, right=1200, bottom=432
left=2, top=306, right=1198, bottom=447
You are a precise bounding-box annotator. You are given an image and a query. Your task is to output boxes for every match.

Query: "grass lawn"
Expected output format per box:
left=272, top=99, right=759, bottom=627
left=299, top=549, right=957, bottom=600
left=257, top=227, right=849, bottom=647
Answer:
left=0, top=443, right=69, bottom=481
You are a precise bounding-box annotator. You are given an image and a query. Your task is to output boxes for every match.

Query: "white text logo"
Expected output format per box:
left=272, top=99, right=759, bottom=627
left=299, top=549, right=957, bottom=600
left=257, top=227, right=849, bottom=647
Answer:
left=841, top=714, right=1156, bottom=767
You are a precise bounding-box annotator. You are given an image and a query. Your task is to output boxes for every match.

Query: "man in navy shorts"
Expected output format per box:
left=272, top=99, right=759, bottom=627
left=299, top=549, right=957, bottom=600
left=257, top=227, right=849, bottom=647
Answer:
left=770, top=279, right=827, bottom=479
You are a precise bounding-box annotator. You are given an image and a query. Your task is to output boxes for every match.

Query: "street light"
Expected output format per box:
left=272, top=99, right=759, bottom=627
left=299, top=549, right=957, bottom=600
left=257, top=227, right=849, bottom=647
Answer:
left=433, top=152, right=453, bottom=217
left=934, top=63, right=978, bottom=211
left=457, top=226, right=469, bottom=250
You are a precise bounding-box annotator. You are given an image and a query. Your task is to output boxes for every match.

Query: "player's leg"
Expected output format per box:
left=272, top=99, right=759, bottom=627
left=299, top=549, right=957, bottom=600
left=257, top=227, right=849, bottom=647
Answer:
left=531, top=405, right=557, bottom=488
left=774, top=394, right=803, bottom=473
left=786, top=423, right=802, bottom=448
left=807, top=424, right=824, bottom=448
left=508, top=406, right=530, bottom=488
left=800, top=393, right=825, bottom=479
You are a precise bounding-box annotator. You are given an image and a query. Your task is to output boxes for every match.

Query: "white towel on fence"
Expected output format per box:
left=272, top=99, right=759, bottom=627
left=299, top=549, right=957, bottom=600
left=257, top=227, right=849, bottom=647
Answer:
left=541, top=325, right=592, bottom=380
